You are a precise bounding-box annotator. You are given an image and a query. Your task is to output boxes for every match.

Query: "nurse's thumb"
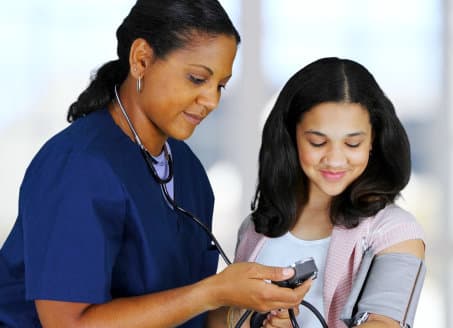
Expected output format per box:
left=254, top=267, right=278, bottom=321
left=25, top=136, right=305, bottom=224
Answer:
left=254, top=264, right=295, bottom=282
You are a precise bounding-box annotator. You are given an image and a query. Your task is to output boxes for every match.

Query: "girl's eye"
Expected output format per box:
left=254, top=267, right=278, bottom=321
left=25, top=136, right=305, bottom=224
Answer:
left=309, top=141, right=326, bottom=147
left=189, top=75, right=206, bottom=85
left=346, top=142, right=361, bottom=148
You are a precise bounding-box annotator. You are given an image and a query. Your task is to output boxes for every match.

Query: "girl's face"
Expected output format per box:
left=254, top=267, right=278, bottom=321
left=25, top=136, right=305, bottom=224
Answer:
left=138, top=33, right=237, bottom=141
left=296, top=101, right=373, bottom=201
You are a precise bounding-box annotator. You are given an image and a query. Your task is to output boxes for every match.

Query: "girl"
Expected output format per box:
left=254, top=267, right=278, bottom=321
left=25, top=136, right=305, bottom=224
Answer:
left=232, top=57, right=425, bottom=328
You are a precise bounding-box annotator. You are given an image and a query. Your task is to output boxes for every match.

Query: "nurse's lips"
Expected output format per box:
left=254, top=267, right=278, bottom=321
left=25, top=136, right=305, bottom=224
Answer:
left=183, top=112, right=204, bottom=125
left=320, top=170, right=347, bottom=180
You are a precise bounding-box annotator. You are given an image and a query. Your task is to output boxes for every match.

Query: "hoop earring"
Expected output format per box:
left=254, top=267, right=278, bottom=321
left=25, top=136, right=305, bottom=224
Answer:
left=137, top=76, right=143, bottom=93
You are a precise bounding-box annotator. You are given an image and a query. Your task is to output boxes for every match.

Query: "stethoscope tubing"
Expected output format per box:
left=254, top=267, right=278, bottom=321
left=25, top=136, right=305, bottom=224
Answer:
left=114, top=85, right=327, bottom=328
left=114, top=85, right=231, bottom=265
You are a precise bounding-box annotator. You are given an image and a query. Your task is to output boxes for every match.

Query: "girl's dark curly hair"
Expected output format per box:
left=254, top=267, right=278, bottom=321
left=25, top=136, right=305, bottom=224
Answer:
left=252, top=57, right=411, bottom=237
left=67, top=0, right=240, bottom=122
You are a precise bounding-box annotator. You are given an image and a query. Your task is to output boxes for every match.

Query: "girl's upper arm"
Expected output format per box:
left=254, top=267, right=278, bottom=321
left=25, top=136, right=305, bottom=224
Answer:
left=377, top=239, right=425, bottom=259
left=356, top=312, right=401, bottom=327
left=356, top=239, right=425, bottom=327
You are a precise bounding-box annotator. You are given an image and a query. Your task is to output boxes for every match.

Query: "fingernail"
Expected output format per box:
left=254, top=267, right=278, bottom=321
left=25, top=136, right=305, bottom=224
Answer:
left=283, top=268, right=294, bottom=276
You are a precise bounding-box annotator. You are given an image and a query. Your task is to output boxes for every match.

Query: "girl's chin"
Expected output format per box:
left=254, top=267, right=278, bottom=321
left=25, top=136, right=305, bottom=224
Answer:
left=320, top=186, right=348, bottom=197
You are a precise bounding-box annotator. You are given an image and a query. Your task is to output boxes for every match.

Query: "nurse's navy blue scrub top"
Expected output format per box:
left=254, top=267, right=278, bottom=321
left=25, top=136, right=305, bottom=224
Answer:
left=0, top=109, right=217, bottom=327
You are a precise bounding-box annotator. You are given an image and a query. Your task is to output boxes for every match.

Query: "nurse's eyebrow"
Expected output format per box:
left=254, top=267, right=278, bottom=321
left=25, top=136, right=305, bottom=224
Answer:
left=189, top=64, right=233, bottom=80
left=190, top=64, right=214, bottom=75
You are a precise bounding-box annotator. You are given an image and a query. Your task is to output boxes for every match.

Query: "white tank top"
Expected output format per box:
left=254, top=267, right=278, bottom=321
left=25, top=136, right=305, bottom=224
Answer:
left=255, top=232, right=331, bottom=328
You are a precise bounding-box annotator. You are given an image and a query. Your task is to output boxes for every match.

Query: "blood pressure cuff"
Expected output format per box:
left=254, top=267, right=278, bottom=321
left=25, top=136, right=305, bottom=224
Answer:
left=340, top=250, right=426, bottom=327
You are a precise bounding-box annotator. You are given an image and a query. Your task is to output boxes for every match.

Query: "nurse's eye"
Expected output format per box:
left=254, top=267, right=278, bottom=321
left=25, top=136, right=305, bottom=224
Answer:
left=188, top=74, right=206, bottom=85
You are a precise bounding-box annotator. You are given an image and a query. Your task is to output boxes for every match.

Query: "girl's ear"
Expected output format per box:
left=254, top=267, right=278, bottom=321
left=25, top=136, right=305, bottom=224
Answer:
left=369, top=127, right=375, bottom=152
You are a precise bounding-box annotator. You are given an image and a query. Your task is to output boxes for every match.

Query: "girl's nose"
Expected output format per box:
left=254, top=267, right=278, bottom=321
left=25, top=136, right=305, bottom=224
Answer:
left=323, top=147, right=347, bottom=167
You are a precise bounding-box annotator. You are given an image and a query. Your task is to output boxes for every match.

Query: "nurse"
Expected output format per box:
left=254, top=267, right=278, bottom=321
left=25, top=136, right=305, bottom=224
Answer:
left=0, top=1, right=310, bottom=327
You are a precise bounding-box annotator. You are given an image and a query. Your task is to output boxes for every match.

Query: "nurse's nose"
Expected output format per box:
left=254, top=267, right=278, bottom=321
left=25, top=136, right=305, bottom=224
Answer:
left=196, top=86, right=220, bottom=114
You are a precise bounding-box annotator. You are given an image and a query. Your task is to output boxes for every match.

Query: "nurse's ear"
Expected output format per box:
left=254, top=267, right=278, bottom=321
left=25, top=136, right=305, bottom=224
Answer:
left=128, top=38, right=155, bottom=80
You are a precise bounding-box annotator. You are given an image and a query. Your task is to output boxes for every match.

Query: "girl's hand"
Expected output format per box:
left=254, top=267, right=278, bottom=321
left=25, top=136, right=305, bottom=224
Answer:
left=262, top=307, right=300, bottom=328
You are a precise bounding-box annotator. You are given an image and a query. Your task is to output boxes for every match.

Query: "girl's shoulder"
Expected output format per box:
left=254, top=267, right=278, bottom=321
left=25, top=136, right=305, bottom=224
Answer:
left=367, top=203, right=420, bottom=230
left=361, top=204, right=425, bottom=254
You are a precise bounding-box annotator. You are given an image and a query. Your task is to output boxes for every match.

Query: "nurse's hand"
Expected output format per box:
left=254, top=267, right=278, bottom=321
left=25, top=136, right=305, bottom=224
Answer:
left=204, top=262, right=312, bottom=312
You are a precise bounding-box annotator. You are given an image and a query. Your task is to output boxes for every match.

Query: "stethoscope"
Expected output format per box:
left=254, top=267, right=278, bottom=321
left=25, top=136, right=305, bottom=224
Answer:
left=113, top=85, right=231, bottom=266
left=113, top=85, right=327, bottom=328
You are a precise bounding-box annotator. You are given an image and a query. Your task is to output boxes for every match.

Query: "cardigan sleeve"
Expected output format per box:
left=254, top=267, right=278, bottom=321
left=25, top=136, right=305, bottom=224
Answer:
left=234, top=216, right=253, bottom=262
left=234, top=216, right=266, bottom=263
left=368, top=204, right=425, bottom=255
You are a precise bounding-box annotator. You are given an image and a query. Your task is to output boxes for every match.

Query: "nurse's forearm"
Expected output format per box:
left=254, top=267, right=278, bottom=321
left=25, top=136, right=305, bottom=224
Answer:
left=36, top=278, right=218, bottom=328
left=88, top=280, right=216, bottom=327
left=36, top=262, right=307, bottom=328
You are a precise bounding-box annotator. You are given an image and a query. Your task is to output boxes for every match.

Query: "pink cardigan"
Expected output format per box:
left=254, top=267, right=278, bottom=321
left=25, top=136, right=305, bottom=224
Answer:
left=234, top=204, right=425, bottom=328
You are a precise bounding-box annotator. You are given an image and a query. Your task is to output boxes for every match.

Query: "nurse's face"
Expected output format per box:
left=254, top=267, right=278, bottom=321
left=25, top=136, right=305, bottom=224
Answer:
left=296, top=101, right=373, bottom=201
left=137, top=33, right=237, bottom=141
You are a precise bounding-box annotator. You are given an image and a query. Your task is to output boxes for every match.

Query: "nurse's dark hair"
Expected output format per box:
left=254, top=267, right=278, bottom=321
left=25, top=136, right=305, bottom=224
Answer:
left=252, top=57, right=411, bottom=237
left=67, top=0, right=240, bottom=122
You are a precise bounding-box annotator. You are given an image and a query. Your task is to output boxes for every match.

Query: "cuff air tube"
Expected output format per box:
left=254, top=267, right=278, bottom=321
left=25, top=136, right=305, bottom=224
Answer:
left=340, top=250, right=426, bottom=328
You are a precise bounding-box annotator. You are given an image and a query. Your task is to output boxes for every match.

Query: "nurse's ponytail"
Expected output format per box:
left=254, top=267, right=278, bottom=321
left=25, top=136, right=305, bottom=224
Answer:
left=67, top=60, right=127, bottom=122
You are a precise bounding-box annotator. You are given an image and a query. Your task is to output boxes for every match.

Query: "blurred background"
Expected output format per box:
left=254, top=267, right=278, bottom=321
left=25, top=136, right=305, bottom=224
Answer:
left=0, top=0, right=450, bottom=325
